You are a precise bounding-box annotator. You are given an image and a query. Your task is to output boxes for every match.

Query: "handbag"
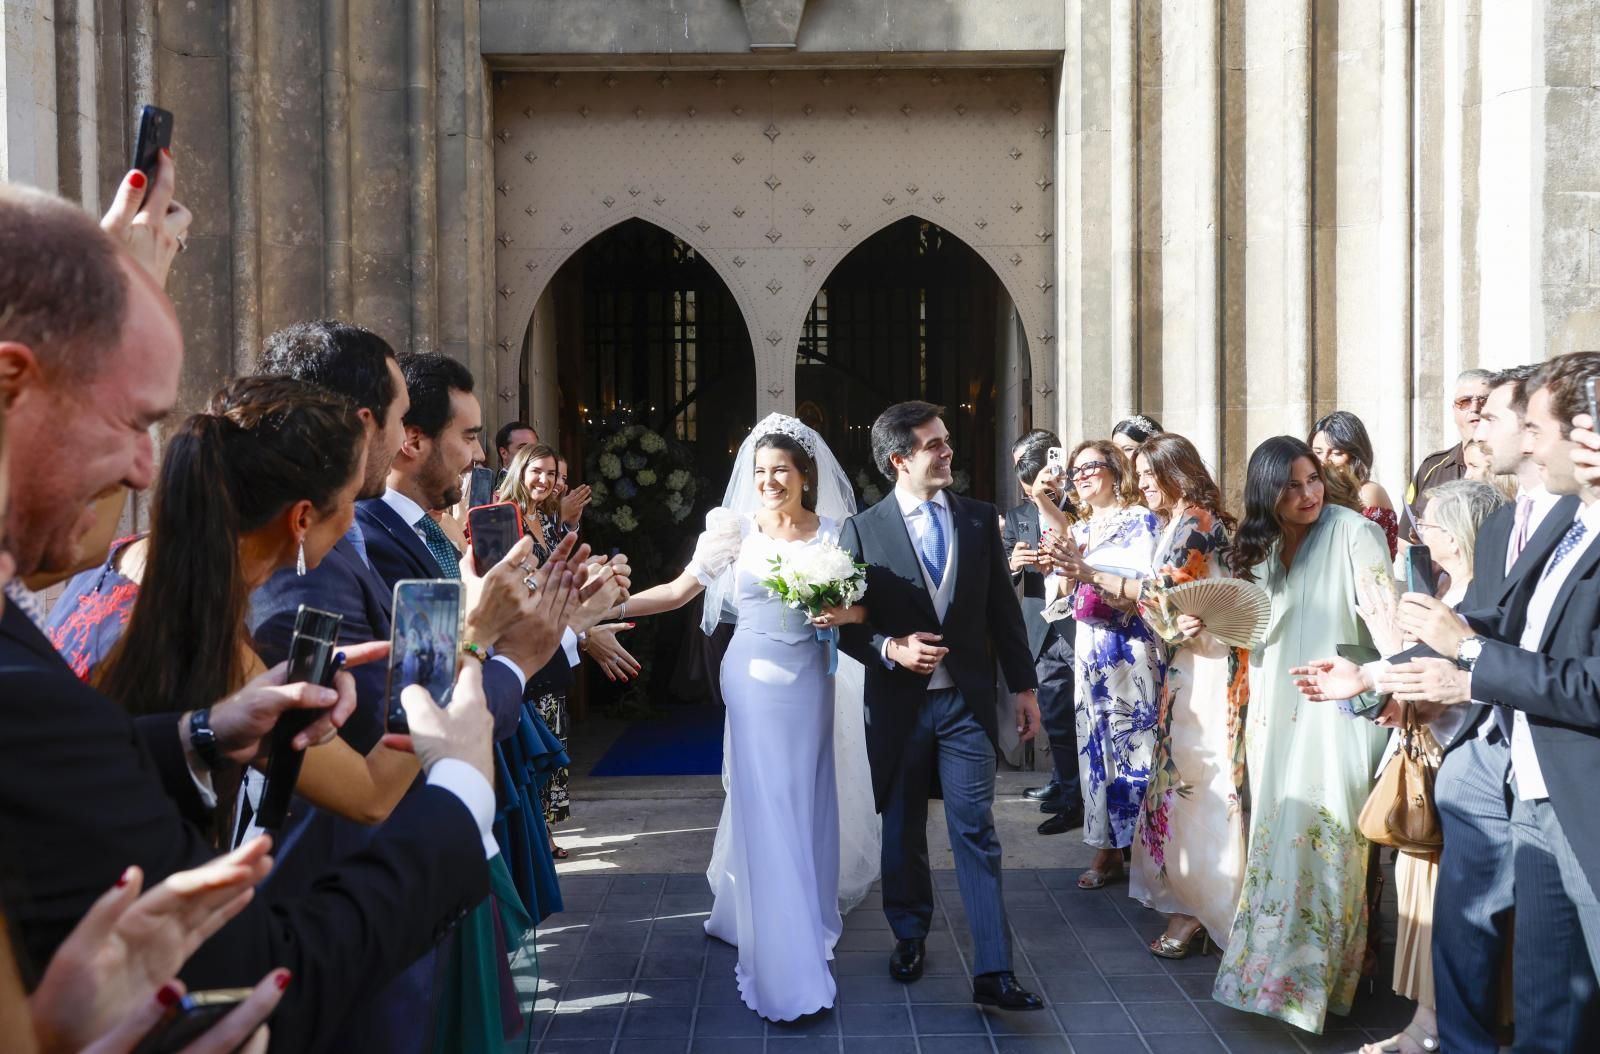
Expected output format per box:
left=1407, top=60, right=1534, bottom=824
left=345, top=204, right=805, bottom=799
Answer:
left=1357, top=705, right=1443, bottom=852
left=1070, top=581, right=1121, bottom=627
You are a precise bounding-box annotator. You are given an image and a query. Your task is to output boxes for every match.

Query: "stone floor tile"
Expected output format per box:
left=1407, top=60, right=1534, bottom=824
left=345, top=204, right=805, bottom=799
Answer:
left=1195, top=1003, right=1292, bottom=1034
left=542, top=1006, right=623, bottom=1041
left=934, top=870, right=963, bottom=889
left=842, top=1038, right=919, bottom=1054
left=767, top=1008, right=841, bottom=1036
left=699, top=972, right=746, bottom=1005
left=583, top=925, right=650, bottom=955
left=1142, top=1035, right=1226, bottom=1054
left=644, top=932, right=710, bottom=958
left=1172, top=973, right=1218, bottom=1000
left=913, top=1003, right=988, bottom=1035
left=919, top=1038, right=999, bottom=1054
left=836, top=974, right=911, bottom=1003
left=1052, top=1002, right=1135, bottom=1034
left=837, top=1001, right=913, bottom=1036
left=1092, top=949, right=1174, bottom=976
left=980, top=1006, right=1063, bottom=1036
left=553, top=978, right=639, bottom=1011
left=1126, top=1000, right=1208, bottom=1034
left=765, top=1038, right=845, bottom=1051
left=620, top=1004, right=696, bottom=1038
left=638, top=952, right=706, bottom=979
left=690, top=1039, right=764, bottom=1054
left=1106, top=973, right=1183, bottom=1002
left=568, top=953, right=642, bottom=980
left=693, top=1003, right=766, bottom=1037
left=1296, top=1028, right=1381, bottom=1053
left=629, top=977, right=701, bottom=1006
left=907, top=976, right=978, bottom=1003
left=659, top=892, right=713, bottom=913
left=1034, top=972, right=1110, bottom=1002
left=1062, top=1036, right=1154, bottom=1054
left=598, top=891, right=659, bottom=914
left=556, top=875, right=613, bottom=895
left=608, top=874, right=667, bottom=894
left=837, top=950, right=890, bottom=976
left=1213, top=1031, right=1307, bottom=1053
left=992, top=1038, right=1072, bottom=1053
left=530, top=1040, right=614, bottom=1053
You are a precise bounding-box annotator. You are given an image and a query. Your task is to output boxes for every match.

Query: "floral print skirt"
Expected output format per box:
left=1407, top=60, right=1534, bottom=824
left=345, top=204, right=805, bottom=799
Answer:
left=536, top=689, right=570, bottom=825
left=1073, top=618, right=1164, bottom=849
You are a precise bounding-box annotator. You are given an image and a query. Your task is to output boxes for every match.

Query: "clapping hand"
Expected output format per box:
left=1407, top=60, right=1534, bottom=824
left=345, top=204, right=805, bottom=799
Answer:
left=1387, top=657, right=1472, bottom=706
left=582, top=622, right=642, bottom=682
left=1290, top=656, right=1373, bottom=702
left=29, top=837, right=279, bottom=1054
left=560, top=484, right=593, bottom=526
left=1041, top=534, right=1092, bottom=582
left=1395, top=593, right=1472, bottom=657
left=1008, top=542, right=1038, bottom=574
left=462, top=534, right=541, bottom=646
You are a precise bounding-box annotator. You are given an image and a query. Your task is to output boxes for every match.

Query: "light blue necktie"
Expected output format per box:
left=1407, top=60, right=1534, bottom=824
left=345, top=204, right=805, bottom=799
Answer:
left=919, top=500, right=948, bottom=588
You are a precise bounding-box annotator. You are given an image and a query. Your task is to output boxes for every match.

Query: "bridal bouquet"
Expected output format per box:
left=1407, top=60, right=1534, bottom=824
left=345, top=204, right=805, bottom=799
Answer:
left=761, top=542, right=867, bottom=674
left=761, top=542, right=867, bottom=616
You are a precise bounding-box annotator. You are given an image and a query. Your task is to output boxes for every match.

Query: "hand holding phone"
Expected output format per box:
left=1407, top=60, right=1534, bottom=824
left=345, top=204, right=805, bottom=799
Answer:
left=132, top=105, right=174, bottom=190
left=385, top=580, right=465, bottom=735
left=466, top=466, right=496, bottom=510
left=255, top=606, right=344, bottom=830
left=467, top=501, right=524, bottom=572
left=1403, top=544, right=1437, bottom=598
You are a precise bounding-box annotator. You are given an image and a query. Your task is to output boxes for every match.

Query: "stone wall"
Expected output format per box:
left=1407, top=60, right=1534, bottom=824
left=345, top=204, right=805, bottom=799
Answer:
left=1, top=0, right=1596, bottom=498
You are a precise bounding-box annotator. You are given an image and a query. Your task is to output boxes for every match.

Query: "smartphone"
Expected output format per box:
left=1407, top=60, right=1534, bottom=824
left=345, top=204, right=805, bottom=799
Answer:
left=384, top=580, right=464, bottom=734
left=131, top=987, right=254, bottom=1054
left=1045, top=446, right=1066, bottom=477
left=131, top=105, right=174, bottom=187
left=467, top=466, right=496, bottom=510
left=1586, top=376, right=1599, bottom=431
left=256, top=606, right=344, bottom=830
left=1403, top=543, right=1437, bottom=597
left=467, top=501, right=524, bottom=570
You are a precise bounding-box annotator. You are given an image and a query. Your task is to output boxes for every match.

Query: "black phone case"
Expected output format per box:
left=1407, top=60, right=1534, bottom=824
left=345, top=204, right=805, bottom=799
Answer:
left=132, top=105, right=173, bottom=181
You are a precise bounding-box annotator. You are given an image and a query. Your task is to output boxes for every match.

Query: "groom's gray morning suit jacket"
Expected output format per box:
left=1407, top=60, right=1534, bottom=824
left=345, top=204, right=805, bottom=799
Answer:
left=839, top=490, right=1037, bottom=812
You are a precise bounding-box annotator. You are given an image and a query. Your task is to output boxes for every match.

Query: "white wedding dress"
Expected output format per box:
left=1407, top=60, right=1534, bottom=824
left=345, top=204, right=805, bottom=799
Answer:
left=688, top=513, right=862, bottom=1020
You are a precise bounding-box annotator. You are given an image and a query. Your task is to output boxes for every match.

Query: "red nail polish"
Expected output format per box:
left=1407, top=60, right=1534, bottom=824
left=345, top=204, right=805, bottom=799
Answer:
left=115, top=866, right=134, bottom=888
left=128, top=171, right=147, bottom=190
left=276, top=970, right=292, bottom=990
left=160, top=147, right=172, bottom=159
left=156, top=983, right=182, bottom=1008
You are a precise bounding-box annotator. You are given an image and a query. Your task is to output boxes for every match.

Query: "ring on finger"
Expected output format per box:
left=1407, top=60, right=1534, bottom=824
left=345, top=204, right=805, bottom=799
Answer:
left=523, top=573, right=539, bottom=591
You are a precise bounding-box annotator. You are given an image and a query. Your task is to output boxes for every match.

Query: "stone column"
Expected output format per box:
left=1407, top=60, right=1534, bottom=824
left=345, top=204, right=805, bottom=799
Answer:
left=2, top=0, right=60, bottom=188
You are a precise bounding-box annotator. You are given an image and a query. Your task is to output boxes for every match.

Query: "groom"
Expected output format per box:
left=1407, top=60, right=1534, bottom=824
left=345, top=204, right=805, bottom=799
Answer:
left=839, top=401, right=1044, bottom=1011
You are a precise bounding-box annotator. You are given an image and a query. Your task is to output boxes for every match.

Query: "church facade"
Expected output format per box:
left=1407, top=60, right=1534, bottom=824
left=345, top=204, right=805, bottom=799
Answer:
left=3, top=0, right=1596, bottom=499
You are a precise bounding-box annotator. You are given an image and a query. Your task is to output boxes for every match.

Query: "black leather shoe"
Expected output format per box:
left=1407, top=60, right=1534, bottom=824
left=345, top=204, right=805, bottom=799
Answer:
left=1038, top=793, right=1083, bottom=815
left=1022, top=780, right=1062, bottom=803
left=889, top=938, right=925, bottom=982
left=1037, top=804, right=1083, bottom=835
left=973, top=971, right=1044, bottom=1011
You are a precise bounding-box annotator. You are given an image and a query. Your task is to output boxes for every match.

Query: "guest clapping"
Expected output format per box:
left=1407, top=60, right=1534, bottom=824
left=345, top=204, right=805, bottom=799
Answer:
left=1038, top=442, right=1163, bottom=889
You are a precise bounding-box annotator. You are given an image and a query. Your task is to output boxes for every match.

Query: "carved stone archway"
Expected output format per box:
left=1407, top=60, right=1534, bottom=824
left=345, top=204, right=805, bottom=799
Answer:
left=491, top=66, right=1058, bottom=431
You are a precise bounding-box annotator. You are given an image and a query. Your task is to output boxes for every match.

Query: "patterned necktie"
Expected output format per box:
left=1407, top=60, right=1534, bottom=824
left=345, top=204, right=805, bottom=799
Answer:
left=414, top=515, right=462, bottom=579
left=919, top=500, right=948, bottom=588
left=1506, top=494, right=1535, bottom=575
left=1541, top=518, right=1588, bottom=580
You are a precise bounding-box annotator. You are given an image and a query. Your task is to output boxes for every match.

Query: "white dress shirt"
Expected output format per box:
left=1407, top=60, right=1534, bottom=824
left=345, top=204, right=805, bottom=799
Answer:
left=1507, top=498, right=1600, bottom=800
left=882, top=486, right=957, bottom=691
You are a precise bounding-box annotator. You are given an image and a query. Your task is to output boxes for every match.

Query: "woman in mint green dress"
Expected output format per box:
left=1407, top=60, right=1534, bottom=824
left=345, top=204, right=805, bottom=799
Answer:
left=1210, top=437, right=1392, bottom=1033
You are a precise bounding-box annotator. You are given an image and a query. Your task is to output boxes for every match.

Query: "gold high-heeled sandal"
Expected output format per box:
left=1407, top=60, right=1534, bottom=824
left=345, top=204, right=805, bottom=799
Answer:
left=1149, top=927, right=1210, bottom=960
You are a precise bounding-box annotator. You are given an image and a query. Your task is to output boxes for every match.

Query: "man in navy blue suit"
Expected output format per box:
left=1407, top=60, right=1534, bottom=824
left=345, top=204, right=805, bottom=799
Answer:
left=249, top=324, right=568, bottom=1054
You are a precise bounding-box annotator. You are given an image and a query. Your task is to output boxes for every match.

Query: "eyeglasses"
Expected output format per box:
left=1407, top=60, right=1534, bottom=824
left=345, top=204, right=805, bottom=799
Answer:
left=1453, top=395, right=1489, bottom=411
left=1071, top=461, right=1111, bottom=480
left=1414, top=519, right=1441, bottom=532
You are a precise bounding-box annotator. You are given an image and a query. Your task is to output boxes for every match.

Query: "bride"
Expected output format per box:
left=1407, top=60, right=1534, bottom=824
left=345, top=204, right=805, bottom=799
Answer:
left=621, top=413, right=881, bottom=1021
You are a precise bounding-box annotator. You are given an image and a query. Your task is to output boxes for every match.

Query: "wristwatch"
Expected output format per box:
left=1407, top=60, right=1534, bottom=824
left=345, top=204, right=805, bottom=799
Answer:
left=187, top=707, right=225, bottom=770
left=1455, top=637, right=1483, bottom=672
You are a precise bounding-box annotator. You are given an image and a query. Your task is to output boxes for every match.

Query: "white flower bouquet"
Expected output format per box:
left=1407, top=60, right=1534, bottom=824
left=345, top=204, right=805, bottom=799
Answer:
left=761, top=542, right=867, bottom=618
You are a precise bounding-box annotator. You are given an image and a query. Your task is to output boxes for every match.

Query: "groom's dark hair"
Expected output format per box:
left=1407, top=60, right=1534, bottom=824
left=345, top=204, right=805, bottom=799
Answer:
left=872, top=401, right=945, bottom=482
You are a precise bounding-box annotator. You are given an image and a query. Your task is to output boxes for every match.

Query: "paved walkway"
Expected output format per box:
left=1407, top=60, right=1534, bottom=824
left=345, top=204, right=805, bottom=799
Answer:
left=526, top=868, right=1412, bottom=1053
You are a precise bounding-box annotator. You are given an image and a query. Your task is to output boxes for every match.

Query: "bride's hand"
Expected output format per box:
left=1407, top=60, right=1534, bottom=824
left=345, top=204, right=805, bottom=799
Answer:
left=810, top=603, right=865, bottom=627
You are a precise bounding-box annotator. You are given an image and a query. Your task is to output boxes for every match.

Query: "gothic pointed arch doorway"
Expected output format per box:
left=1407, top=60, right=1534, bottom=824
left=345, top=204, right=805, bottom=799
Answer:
left=794, top=217, right=1032, bottom=507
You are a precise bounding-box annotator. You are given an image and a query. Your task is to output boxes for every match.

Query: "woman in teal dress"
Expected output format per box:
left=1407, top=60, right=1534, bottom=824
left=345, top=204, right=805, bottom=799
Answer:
left=1210, top=436, right=1392, bottom=1033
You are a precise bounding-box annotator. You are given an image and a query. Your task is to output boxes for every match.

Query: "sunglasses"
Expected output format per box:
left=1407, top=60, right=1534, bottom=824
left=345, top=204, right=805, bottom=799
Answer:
left=1453, top=395, right=1489, bottom=412
left=1072, top=461, right=1111, bottom=480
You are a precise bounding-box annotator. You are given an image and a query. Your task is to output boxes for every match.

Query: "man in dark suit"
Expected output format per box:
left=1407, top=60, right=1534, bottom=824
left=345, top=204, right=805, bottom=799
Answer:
left=999, top=430, right=1083, bottom=834
left=1393, top=353, right=1600, bottom=1049
left=0, top=185, right=503, bottom=1053
left=248, top=328, right=566, bottom=1054
left=838, top=401, right=1043, bottom=1012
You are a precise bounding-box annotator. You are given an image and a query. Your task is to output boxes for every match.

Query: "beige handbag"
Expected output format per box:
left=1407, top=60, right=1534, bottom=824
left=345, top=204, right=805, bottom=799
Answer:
left=1358, top=705, right=1443, bottom=852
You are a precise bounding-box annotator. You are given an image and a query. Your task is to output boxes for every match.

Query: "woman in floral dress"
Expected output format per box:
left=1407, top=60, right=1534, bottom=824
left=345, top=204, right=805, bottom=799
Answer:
left=1040, top=441, right=1164, bottom=889
left=1210, top=436, right=1391, bottom=1033
left=1127, top=434, right=1248, bottom=960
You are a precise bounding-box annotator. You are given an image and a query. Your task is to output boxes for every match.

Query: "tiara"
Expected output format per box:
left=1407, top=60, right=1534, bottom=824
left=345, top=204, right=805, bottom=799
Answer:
left=751, top=412, right=820, bottom=458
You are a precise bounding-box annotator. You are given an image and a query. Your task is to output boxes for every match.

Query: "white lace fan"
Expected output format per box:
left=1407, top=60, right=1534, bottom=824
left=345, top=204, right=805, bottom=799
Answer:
left=1161, top=577, right=1272, bottom=648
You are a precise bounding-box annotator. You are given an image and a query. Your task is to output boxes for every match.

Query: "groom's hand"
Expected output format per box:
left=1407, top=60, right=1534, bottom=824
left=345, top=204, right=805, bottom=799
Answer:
left=1014, top=689, right=1041, bottom=742
left=888, top=632, right=948, bottom=675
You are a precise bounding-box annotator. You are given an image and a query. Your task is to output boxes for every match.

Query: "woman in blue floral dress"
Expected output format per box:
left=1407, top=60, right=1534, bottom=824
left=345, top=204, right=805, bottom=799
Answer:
left=1040, top=440, right=1165, bottom=889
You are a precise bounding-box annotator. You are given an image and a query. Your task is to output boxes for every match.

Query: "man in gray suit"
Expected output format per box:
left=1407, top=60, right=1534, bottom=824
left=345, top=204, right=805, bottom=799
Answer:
left=838, top=401, right=1043, bottom=1011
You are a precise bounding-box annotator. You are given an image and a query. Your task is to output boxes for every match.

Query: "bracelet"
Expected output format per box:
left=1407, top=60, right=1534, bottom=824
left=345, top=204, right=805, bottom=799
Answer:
left=461, top=641, right=489, bottom=664
left=618, top=600, right=627, bottom=621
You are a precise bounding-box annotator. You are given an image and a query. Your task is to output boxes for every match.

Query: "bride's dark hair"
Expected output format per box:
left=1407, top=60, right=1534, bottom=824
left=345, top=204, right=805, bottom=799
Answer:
left=754, top=433, right=818, bottom=511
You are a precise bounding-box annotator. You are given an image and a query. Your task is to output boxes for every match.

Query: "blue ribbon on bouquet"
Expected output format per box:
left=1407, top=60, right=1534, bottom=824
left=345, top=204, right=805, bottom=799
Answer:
left=815, top=625, right=840, bottom=675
